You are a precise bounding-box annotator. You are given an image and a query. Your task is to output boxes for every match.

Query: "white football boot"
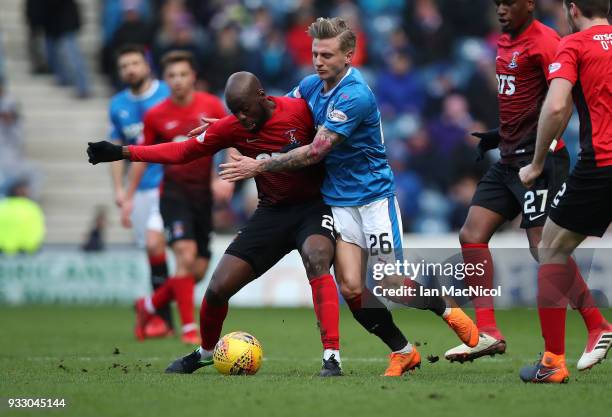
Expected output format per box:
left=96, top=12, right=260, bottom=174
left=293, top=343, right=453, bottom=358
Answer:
left=577, top=324, right=612, bottom=371
left=445, top=333, right=506, bottom=363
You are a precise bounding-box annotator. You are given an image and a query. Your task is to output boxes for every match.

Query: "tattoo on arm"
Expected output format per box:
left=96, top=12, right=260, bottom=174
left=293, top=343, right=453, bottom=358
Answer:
left=262, top=127, right=345, bottom=172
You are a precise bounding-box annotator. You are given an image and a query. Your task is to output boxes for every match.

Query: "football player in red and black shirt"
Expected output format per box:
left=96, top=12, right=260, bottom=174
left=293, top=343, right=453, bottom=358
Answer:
left=519, top=0, right=612, bottom=383
left=447, top=0, right=608, bottom=365
left=88, top=72, right=342, bottom=377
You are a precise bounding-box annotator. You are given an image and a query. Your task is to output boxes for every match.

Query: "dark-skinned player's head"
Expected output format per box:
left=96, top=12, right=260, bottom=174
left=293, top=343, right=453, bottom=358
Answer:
left=116, top=44, right=151, bottom=90
left=308, top=17, right=356, bottom=83
left=160, top=50, right=197, bottom=101
left=224, top=72, right=270, bottom=132
left=563, top=0, right=610, bottom=32
left=494, top=0, right=535, bottom=34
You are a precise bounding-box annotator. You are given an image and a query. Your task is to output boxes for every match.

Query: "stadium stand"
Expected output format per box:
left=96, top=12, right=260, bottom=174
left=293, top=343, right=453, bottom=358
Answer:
left=0, top=0, right=582, bottom=243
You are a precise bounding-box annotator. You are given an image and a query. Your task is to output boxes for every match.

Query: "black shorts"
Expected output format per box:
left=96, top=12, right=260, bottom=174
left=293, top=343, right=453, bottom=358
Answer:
left=160, top=195, right=212, bottom=258
left=471, top=148, right=570, bottom=229
left=548, top=161, right=612, bottom=237
left=225, top=199, right=335, bottom=277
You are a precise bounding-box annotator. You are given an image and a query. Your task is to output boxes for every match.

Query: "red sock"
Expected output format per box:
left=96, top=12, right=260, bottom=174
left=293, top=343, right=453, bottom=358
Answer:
left=170, top=275, right=196, bottom=332
left=538, top=264, right=571, bottom=355
left=151, top=279, right=174, bottom=310
left=566, top=257, right=605, bottom=332
left=462, top=243, right=498, bottom=334
left=309, top=274, right=340, bottom=350
left=200, top=297, right=228, bottom=350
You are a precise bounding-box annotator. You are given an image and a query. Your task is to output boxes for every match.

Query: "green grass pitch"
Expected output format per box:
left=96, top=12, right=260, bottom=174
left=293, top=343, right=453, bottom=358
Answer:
left=1, top=306, right=611, bottom=417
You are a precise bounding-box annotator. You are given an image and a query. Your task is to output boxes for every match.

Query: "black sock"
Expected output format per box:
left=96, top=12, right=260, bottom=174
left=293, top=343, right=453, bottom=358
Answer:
left=150, top=261, right=174, bottom=330
left=347, top=290, right=408, bottom=352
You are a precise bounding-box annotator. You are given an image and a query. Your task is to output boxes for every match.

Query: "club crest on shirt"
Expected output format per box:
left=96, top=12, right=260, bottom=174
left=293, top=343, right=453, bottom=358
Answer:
left=283, top=128, right=300, bottom=145
left=508, top=51, right=520, bottom=69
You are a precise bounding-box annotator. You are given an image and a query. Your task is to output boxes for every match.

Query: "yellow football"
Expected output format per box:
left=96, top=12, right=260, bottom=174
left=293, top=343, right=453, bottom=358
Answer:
left=213, top=331, right=263, bottom=375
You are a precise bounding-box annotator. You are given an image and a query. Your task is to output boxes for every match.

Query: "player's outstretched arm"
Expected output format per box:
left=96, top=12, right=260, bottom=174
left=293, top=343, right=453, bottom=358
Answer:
left=519, top=78, right=573, bottom=188
left=87, top=138, right=212, bottom=165
left=219, top=127, right=344, bottom=182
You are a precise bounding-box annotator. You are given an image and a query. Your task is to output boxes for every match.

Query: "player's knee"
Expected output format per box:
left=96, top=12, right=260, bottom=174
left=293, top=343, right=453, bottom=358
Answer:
left=537, top=240, right=571, bottom=264
left=204, top=287, right=228, bottom=306
left=459, top=225, right=487, bottom=246
left=205, top=268, right=239, bottom=303
left=145, top=235, right=165, bottom=257
left=339, top=281, right=362, bottom=301
left=303, top=246, right=332, bottom=279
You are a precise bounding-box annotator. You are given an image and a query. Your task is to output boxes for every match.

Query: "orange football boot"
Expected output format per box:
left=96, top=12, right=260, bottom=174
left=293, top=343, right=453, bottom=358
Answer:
left=384, top=348, right=421, bottom=377
left=520, top=352, right=570, bottom=383
left=443, top=307, right=479, bottom=347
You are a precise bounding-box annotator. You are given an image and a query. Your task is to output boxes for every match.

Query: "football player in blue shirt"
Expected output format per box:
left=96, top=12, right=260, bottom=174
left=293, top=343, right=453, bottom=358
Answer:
left=219, top=17, right=479, bottom=376
left=108, top=44, right=173, bottom=338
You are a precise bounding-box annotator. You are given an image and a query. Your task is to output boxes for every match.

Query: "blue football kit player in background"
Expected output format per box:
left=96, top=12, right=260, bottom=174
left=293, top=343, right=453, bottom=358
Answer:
left=219, top=17, right=479, bottom=376
left=108, top=45, right=173, bottom=337
left=109, top=78, right=166, bottom=195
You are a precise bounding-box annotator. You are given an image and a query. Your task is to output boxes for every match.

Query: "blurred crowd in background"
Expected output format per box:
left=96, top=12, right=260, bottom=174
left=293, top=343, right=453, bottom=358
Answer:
left=0, top=0, right=585, bottom=251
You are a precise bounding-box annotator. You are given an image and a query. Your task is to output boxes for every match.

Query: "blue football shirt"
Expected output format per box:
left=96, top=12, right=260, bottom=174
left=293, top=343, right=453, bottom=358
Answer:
left=108, top=79, right=169, bottom=190
left=289, top=68, right=395, bottom=206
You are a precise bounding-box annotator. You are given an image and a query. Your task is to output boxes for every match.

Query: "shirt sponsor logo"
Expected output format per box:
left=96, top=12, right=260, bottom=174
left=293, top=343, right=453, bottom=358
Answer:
left=593, top=33, right=612, bottom=41
left=496, top=74, right=516, bottom=96
left=196, top=131, right=206, bottom=143
left=165, top=120, right=179, bottom=130
left=549, top=63, right=562, bottom=74
left=122, top=122, right=143, bottom=140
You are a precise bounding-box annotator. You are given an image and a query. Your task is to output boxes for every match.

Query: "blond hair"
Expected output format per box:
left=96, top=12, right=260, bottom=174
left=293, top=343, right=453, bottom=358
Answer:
left=307, top=17, right=356, bottom=53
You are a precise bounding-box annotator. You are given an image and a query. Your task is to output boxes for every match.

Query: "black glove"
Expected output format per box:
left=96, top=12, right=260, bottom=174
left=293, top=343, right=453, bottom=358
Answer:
left=87, top=141, right=124, bottom=165
left=472, top=129, right=501, bottom=162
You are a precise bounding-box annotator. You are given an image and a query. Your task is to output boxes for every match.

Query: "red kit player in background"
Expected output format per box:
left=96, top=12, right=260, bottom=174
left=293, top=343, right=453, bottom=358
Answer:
left=87, top=72, right=342, bottom=377
left=124, top=51, right=227, bottom=345
left=446, top=0, right=609, bottom=366
left=519, top=0, right=612, bottom=383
